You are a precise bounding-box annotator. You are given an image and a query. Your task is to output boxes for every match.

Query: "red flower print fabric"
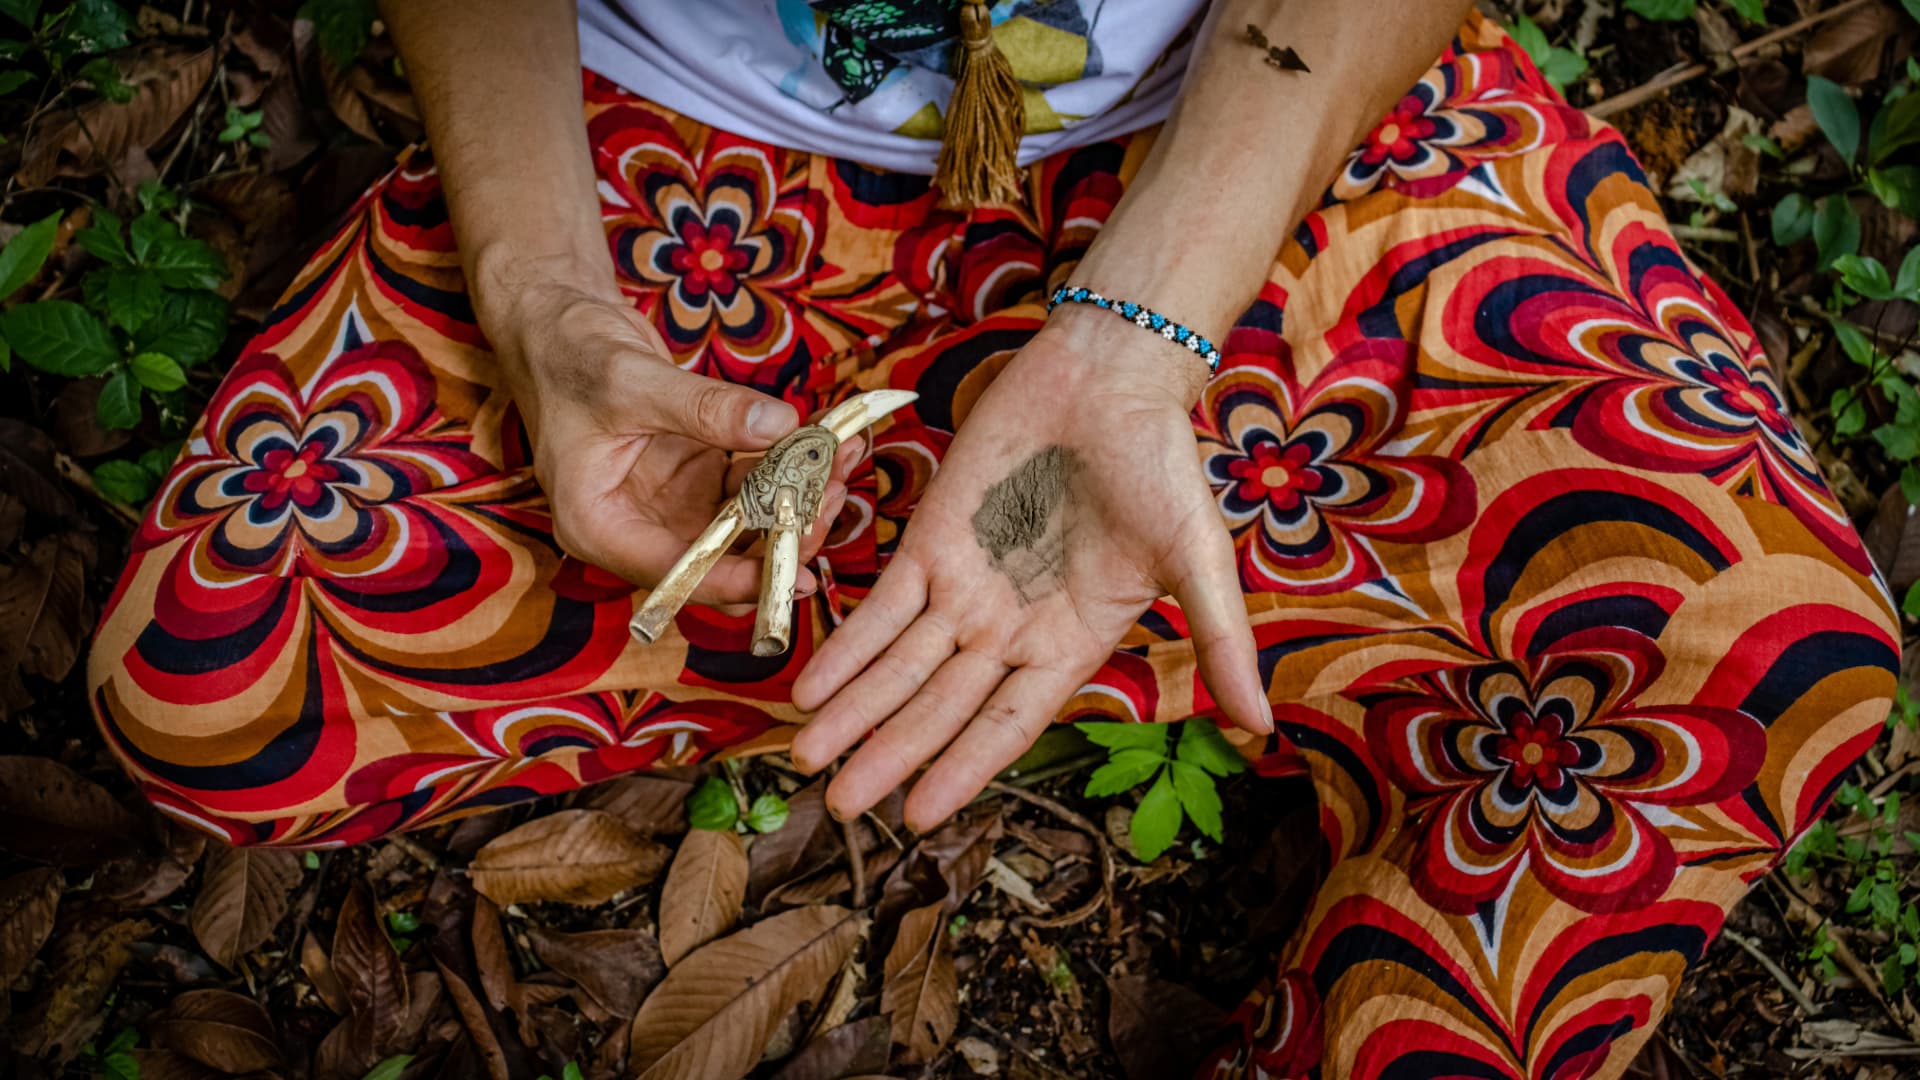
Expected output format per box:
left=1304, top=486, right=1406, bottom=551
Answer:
left=90, top=14, right=1895, bottom=1080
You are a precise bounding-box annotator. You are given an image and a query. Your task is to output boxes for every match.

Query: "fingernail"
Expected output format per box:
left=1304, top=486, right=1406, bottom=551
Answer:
left=748, top=402, right=787, bottom=441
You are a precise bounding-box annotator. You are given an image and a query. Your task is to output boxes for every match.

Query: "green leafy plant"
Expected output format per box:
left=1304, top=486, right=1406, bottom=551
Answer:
left=1077, top=718, right=1248, bottom=861
left=1624, top=0, right=1768, bottom=23
left=83, top=1026, right=139, bottom=1080
left=359, top=1056, right=414, bottom=1080
left=688, top=774, right=789, bottom=834
left=0, top=181, right=229, bottom=504
left=536, top=1063, right=586, bottom=1080
left=217, top=104, right=270, bottom=148
left=1506, top=14, right=1587, bottom=95
left=1787, top=779, right=1920, bottom=994
left=299, top=0, right=380, bottom=67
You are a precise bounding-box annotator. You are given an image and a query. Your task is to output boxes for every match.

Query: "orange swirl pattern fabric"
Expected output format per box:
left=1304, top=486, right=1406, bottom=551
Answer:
left=90, top=14, right=1898, bottom=1078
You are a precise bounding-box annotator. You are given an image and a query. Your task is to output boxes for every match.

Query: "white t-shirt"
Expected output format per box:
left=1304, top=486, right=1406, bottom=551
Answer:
left=576, top=0, right=1208, bottom=173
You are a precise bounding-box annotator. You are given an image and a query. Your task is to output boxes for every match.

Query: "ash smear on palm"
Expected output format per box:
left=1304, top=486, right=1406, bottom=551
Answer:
left=971, top=444, right=1078, bottom=604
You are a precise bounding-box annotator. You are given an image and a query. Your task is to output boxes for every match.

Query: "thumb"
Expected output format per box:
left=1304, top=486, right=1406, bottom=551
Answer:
left=635, top=363, right=798, bottom=450
left=1169, top=520, right=1272, bottom=737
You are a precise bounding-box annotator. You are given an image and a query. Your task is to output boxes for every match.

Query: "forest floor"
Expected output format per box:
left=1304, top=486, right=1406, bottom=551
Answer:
left=5, top=1, right=1920, bottom=1078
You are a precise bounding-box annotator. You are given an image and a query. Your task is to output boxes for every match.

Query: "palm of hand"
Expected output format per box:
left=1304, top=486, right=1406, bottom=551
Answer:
left=791, top=353, right=1270, bottom=831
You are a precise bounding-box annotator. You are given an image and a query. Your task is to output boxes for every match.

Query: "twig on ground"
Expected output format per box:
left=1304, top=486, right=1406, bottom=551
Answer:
left=54, top=452, right=142, bottom=527
left=1722, top=927, right=1824, bottom=1017
left=841, top=809, right=868, bottom=909
left=1670, top=224, right=1741, bottom=243
left=1589, top=0, right=1877, bottom=118
left=984, top=780, right=1114, bottom=930
left=386, top=832, right=441, bottom=872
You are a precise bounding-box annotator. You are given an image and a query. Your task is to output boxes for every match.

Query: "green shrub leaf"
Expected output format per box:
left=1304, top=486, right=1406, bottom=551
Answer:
left=1772, top=193, right=1814, bottom=247
left=744, top=792, right=789, bottom=833
left=1, top=300, right=119, bottom=375
left=0, top=210, right=61, bottom=302
left=97, top=369, right=141, bottom=430
left=1083, top=749, right=1165, bottom=797
left=1175, top=719, right=1249, bottom=777
left=1808, top=76, right=1861, bottom=164
left=1170, top=761, right=1225, bottom=843
left=1128, top=770, right=1183, bottom=862
left=92, top=458, right=156, bottom=503
left=130, top=351, right=186, bottom=392
left=1624, top=0, right=1695, bottom=20
left=1834, top=254, right=1896, bottom=299
left=1074, top=721, right=1170, bottom=753
left=1813, top=195, right=1862, bottom=269
left=84, top=267, right=163, bottom=332
left=135, top=291, right=227, bottom=366
left=687, top=776, right=739, bottom=831
left=74, top=209, right=131, bottom=267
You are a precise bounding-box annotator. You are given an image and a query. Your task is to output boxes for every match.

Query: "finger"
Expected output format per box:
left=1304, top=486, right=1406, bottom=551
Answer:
left=904, top=664, right=1080, bottom=833
left=633, top=365, right=798, bottom=450
left=798, top=481, right=848, bottom=563
left=825, top=650, right=1008, bottom=821
left=790, top=611, right=951, bottom=773
left=791, top=558, right=927, bottom=712
left=1170, top=524, right=1271, bottom=736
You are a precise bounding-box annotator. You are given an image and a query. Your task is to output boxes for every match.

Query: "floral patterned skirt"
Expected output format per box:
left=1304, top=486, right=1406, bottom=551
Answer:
left=88, top=13, right=1899, bottom=1079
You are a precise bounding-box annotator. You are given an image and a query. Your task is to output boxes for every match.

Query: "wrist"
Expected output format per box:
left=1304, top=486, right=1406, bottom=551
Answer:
left=1030, top=301, right=1211, bottom=409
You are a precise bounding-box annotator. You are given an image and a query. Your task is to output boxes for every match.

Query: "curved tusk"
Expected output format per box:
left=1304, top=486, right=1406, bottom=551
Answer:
left=816, top=389, right=919, bottom=443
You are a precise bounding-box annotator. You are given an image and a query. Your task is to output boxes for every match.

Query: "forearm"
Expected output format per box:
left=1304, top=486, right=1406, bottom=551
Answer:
left=1070, top=0, right=1473, bottom=393
left=379, top=1, right=612, bottom=349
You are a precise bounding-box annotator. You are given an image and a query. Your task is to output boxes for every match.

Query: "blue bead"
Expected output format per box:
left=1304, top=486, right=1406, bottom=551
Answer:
left=1072, top=288, right=1088, bottom=301
left=1149, top=313, right=1167, bottom=329
left=1119, top=302, right=1139, bottom=317
left=1174, top=327, right=1191, bottom=343
left=1095, top=297, right=1111, bottom=308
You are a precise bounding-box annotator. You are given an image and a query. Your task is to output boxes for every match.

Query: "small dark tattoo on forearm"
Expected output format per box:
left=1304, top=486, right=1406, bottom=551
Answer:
left=972, top=445, right=1079, bottom=604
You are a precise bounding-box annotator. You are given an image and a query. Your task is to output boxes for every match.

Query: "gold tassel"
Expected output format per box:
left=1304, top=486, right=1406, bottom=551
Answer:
left=935, top=1, right=1026, bottom=209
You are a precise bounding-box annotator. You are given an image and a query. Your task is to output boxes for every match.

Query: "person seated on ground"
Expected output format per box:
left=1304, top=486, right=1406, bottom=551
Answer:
left=88, top=0, right=1899, bottom=1075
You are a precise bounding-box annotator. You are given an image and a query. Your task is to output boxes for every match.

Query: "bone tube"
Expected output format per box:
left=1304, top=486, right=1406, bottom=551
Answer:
left=630, top=503, right=746, bottom=644
left=752, top=488, right=802, bottom=657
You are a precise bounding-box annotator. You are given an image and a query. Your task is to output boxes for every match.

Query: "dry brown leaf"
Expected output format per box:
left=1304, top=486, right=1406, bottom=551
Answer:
left=0, top=420, right=77, bottom=522
left=93, top=817, right=207, bottom=907
left=0, top=755, right=143, bottom=865
left=147, top=989, right=285, bottom=1072
left=527, top=926, right=665, bottom=1020
left=1864, top=484, right=1920, bottom=594
left=882, top=902, right=958, bottom=1064
left=627, top=905, right=866, bottom=1080
left=19, top=47, right=218, bottom=187
left=659, top=827, right=748, bottom=965
left=748, top=779, right=836, bottom=903
left=469, top=895, right=518, bottom=1015
left=16, top=918, right=152, bottom=1062
left=126, top=1049, right=252, bottom=1080
left=877, top=804, right=1003, bottom=927
left=436, top=960, right=511, bottom=1080
left=581, top=773, right=694, bottom=837
left=469, top=809, right=668, bottom=907
left=769, top=1016, right=891, bottom=1080
left=1105, top=974, right=1230, bottom=1080
left=302, top=930, right=348, bottom=1013
left=333, top=881, right=410, bottom=1058
left=0, top=536, right=95, bottom=715
left=0, top=866, right=62, bottom=988
left=190, top=843, right=302, bottom=968
left=51, top=376, right=133, bottom=458
left=1803, top=0, right=1907, bottom=86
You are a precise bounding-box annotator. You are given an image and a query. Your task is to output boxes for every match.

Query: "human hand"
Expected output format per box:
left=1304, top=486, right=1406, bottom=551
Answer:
left=788, top=306, right=1272, bottom=830
left=478, top=257, right=860, bottom=601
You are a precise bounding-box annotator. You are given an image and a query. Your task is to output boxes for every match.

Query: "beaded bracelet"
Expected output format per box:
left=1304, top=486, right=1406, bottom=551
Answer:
left=1044, top=284, right=1223, bottom=374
